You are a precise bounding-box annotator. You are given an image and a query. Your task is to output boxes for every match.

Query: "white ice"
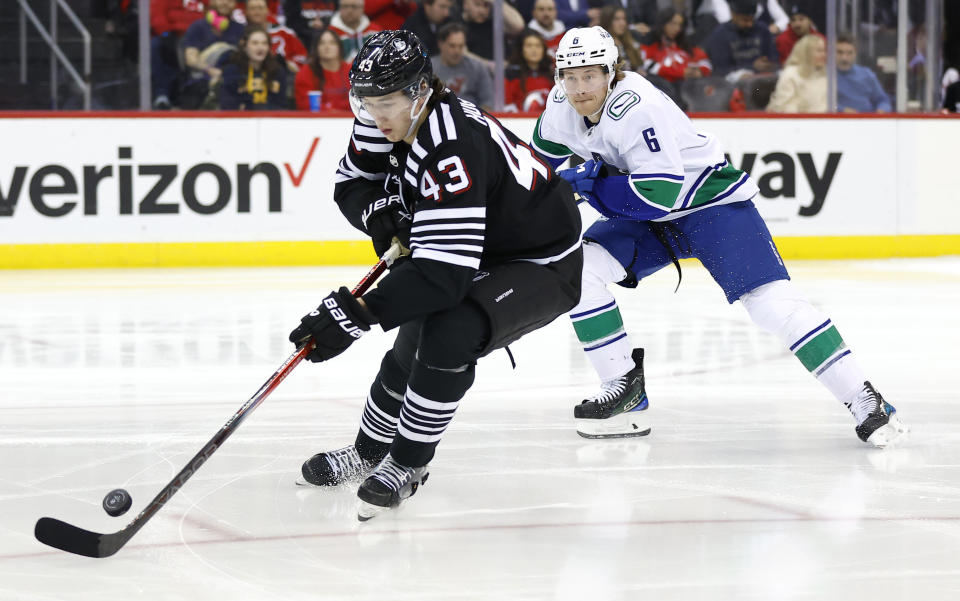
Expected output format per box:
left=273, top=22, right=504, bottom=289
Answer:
left=1, top=258, right=959, bottom=601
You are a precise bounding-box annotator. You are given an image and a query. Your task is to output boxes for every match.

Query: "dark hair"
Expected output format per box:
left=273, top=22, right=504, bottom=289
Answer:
left=508, top=29, right=554, bottom=97
left=652, top=8, right=692, bottom=53
left=837, top=32, right=856, bottom=46
left=730, top=0, right=759, bottom=16
left=308, top=28, right=345, bottom=89
left=437, top=21, right=467, bottom=44
left=599, top=6, right=641, bottom=70
left=227, top=25, right=283, bottom=83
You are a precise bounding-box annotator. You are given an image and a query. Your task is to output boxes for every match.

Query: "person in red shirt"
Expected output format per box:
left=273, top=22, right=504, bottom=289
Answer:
left=775, top=3, right=823, bottom=66
left=504, top=29, right=555, bottom=113
left=293, top=28, right=352, bottom=111
left=365, top=0, right=417, bottom=31
left=640, top=8, right=712, bottom=84
left=150, top=0, right=208, bottom=108
left=243, top=0, right=308, bottom=73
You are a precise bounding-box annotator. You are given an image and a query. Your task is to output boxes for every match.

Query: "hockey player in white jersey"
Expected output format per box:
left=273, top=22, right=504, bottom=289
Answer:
left=531, top=26, right=908, bottom=447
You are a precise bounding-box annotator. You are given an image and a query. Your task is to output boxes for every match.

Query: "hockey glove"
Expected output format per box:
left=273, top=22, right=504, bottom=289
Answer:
left=361, top=195, right=411, bottom=257
left=289, top=287, right=377, bottom=362
left=557, top=159, right=604, bottom=198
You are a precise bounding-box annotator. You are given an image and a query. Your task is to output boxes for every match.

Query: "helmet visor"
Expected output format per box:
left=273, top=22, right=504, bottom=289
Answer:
left=557, top=66, right=608, bottom=96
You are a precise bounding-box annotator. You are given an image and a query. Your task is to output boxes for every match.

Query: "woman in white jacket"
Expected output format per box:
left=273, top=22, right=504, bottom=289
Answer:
left=767, top=33, right=827, bottom=112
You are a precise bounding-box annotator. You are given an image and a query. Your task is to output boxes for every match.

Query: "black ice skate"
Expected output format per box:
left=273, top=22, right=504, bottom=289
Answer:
left=848, top=381, right=908, bottom=447
left=574, top=348, right=651, bottom=439
left=356, top=455, right=429, bottom=521
left=297, top=445, right=375, bottom=486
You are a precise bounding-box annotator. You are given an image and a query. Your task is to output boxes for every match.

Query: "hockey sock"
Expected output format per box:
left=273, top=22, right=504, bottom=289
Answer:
left=570, top=300, right=635, bottom=381
left=741, top=280, right=868, bottom=410
left=355, top=350, right=409, bottom=462
left=391, top=359, right=475, bottom=468
left=570, top=241, right=635, bottom=382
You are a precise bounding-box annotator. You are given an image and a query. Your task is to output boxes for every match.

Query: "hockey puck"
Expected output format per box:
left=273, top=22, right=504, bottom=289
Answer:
left=102, top=488, right=132, bottom=517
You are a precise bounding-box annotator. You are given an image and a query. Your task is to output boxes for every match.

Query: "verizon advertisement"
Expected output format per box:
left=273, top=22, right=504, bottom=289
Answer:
left=1, top=116, right=957, bottom=246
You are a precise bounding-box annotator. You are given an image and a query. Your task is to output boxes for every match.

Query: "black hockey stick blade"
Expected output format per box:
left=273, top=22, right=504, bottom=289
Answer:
left=35, top=517, right=120, bottom=558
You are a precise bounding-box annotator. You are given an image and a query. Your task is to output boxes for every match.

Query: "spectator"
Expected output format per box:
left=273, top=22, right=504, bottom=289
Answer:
left=766, top=33, right=825, bottom=112
left=181, top=0, right=245, bottom=109
left=944, top=80, right=960, bottom=113
left=431, top=22, right=494, bottom=109
left=504, top=29, right=555, bottom=112
left=283, top=0, right=337, bottom=46
left=599, top=6, right=642, bottom=71
left=462, top=0, right=525, bottom=62
left=401, top=0, right=455, bottom=56
left=695, top=0, right=789, bottom=42
left=515, top=0, right=594, bottom=28
left=244, top=0, right=308, bottom=73
left=775, top=1, right=822, bottom=66
left=528, top=0, right=566, bottom=56
left=641, top=8, right=712, bottom=84
left=836, top=34, right=892, bottom=113
left=704, top=0, right=778, bottom=80
left=602, top=0, right=657, bottom=41
left=365, top=0, right=418, bottom=31
left=150, top=0, right=206, bottom=109
left=294, top=28, right=353, bottom=111
left=220, top=25, right=288, bottom=110
left=327, top=0, right=383, bottom=61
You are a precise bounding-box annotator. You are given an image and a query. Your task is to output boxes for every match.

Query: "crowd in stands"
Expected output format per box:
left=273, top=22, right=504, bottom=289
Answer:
left=144, top=0, right=943, bottom=113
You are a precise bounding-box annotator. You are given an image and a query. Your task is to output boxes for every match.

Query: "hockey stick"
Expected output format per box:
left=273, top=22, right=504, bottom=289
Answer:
left=34, top=242, right=405, bottom=558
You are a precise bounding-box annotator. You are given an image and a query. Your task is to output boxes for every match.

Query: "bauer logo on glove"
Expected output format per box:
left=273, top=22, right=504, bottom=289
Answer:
left=290, top=287, right=377, bottom=362
left=323, top=296, right=367, bottom=339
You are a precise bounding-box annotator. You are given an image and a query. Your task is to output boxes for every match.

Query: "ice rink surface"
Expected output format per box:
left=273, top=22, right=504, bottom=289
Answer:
left=1, top=257, right=958, bottom=600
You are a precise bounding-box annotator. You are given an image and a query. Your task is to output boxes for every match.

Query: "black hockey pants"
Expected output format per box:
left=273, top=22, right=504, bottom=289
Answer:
left=354, top=248, right=583, bottom=467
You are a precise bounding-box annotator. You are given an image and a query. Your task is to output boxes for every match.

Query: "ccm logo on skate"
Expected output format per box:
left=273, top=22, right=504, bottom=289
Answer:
left=495, top=288, right=514, bottom=303
left=322, top=299, right=366, bottom=338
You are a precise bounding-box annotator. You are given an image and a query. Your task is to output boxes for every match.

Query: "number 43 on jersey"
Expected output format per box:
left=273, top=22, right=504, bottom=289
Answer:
left=420, top=121, right=549, bottom=202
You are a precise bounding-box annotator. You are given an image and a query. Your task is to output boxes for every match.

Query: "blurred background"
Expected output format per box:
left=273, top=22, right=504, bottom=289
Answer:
left=0, top=0, right=956, bottom=114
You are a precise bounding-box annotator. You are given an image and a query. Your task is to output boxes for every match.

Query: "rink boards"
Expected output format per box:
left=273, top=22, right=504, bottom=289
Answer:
left=0, top=113, right=958, bottom=268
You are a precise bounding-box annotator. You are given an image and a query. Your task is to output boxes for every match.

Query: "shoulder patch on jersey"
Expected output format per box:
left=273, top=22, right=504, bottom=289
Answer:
left=552, top=88, right=566, bottom=103
left=606, top=90, right=641, bottom=120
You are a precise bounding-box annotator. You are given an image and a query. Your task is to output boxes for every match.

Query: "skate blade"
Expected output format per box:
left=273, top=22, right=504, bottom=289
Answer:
left=357, top=500, right=388, bottom=522
left=576, top=411, right=651, bottom=439
left=294, top=477, right=313, bottom=487
left=866, top=414, right=909, bottom=448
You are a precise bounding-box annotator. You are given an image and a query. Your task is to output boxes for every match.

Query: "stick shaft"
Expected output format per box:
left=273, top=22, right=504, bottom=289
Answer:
left=35, top=244, right=400, bottom=558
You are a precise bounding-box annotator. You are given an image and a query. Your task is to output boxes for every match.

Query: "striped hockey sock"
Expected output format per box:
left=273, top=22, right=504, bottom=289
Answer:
left=391, top=361, right=475, bottom=467
left=789, top=318, right=867, bottom=404
left=570, top=300, right=635, bottom=382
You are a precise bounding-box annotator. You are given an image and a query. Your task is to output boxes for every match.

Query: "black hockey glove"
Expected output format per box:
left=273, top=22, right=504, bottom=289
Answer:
left=289, top=287, right=377, bottom=362
left=361, top=194, right=411, bottom=257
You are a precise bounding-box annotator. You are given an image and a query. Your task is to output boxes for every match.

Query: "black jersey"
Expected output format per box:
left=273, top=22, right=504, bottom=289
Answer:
left=333, top=91, right=582, bottom=329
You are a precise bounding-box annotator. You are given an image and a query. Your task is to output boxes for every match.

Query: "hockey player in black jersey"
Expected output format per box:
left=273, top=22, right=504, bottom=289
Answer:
left=289, top=30, right=583, bottom=520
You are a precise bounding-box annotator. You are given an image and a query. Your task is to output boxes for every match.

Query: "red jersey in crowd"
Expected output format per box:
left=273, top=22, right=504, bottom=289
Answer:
left=364, top=0, right=416, bottom=31
left=294, top=61, right=352, bottom=111
left=268, top=20, right=308, bottom=67
left=776, top=29, right=824, bottom=66
left=151, top=0, right=206, bottom=36
left=640, top=41, right=712, bottom=83
left=503, top=66, right=553, bottom=113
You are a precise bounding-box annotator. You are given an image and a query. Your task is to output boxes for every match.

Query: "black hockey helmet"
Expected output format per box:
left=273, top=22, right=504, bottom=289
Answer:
left=349, top=30, right=432, bottom=98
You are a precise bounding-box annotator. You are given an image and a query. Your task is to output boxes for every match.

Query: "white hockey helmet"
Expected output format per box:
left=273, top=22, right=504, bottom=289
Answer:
left=554, top=26, right=619, bottom=86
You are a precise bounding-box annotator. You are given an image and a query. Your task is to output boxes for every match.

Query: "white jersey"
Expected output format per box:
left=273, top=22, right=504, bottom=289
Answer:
left=532, top=71, right=758, bottom=220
